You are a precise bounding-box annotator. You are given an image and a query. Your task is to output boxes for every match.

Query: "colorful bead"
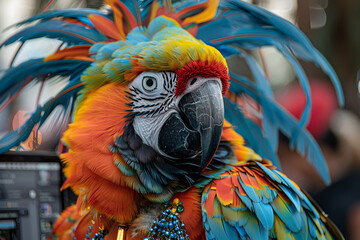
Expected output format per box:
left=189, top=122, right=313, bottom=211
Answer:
left=144, top=198, right=189, bottom=240
left=75, top=218, right=96, bottom=240
left=92, top=225, right=109, bottom=240
left=177, top=205, right=184, bottom=212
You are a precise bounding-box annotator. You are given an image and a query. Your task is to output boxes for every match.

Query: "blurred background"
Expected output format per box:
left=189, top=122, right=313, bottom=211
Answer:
left=0, top=0, right=359, bottom=239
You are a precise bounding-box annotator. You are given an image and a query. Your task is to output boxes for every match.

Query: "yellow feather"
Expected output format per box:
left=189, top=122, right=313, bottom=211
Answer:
left=182, top=0, right=220, bottom=24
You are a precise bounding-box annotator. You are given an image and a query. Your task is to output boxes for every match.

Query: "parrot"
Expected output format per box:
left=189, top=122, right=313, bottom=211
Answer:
left=0, top=0, right=345, bottom=239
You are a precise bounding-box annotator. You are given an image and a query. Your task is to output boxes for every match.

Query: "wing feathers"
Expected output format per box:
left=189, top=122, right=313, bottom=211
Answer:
left=202, top=160, right=343, bottom=239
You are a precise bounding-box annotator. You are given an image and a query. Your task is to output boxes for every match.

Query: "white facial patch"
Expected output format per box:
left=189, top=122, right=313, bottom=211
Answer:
left=132, top=109, right=177, bottom=153
left=128, top=71, right=178, bottom=151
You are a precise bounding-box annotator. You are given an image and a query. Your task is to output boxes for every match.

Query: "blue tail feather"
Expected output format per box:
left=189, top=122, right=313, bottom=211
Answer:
left=1, top=20, right=106, bottom=48
left=227, top=76, right=330, bottom=184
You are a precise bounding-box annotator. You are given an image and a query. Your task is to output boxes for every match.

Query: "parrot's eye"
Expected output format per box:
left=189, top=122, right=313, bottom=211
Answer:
left=142, top=76, right=157, bottom=92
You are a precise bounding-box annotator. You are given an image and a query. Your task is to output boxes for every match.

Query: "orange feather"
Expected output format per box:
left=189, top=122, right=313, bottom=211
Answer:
left=177, top=0, right=219, bottom=25
left=171, top=187, right=206, bottom=240
left=88, top=14, right=124, bottom=40
left=231, top=174, right=247, bottom=196
left=86, top=175, right=141, bottom=223
left=105, top=0, right=139, bottom=35
left=44, top=45, right=92, bottom=62
left=62, top=17, right=93, bottom=28
left=48, top=205, right=80, bottom=240
left=61, top=83, right=142, bottom=223
left=215, top=177, right=234, bottom=206
left=72, top=211, right=99, bottom=239
left=246, top=172, right=262, bottom=190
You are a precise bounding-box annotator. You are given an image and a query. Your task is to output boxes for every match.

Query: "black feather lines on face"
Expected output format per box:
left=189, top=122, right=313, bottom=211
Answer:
left=111, top=122, right=233, bottom=194
left=125, top=72, right=177, bottom=121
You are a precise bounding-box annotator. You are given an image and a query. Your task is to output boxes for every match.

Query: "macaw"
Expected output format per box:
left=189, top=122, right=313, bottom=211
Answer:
left=0, top=0, right=345, bottom=239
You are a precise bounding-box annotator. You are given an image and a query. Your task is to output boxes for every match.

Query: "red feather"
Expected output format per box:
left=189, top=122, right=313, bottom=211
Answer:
left=175, top=60, right=229, bottom=96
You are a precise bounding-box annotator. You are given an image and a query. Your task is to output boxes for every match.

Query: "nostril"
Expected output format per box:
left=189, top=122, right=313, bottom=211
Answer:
left=190, top=78, right=197, bottom=85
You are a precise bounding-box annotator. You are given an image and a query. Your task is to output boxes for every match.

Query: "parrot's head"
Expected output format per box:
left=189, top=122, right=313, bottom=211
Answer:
left=64, top=17, right=230, bottom=200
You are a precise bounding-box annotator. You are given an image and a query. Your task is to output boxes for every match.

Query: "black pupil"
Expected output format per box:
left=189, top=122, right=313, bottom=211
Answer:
left=146, top=79, right=154, bottom=87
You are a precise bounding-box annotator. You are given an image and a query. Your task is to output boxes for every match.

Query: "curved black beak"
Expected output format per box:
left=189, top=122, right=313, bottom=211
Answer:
left=178, top=80, right=224, bottom=171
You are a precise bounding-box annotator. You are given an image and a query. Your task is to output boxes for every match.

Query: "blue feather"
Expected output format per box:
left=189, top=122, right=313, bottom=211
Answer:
left=243, top=214, right=261, bottom=239
left=115, top=0, right=152, bottom=25
left=275, top=172, right=320, bottom=219
left=253, top=201, right=274, bottom=230
left=236, top=193, right=253, bottom=212
left=1, top=20, right=106, bottom=48
left=255, top=162, right=282, bottom=184
left=221, top=216, right=241, bottom=239
left=94, top=42, right=127, bottom=60
left=238, top=176, right=260, bottom=203
left=125, top=27, right=151, bottom=43
left=274, top=43, right=311, bottom=129
left=278, top=186, right=301, bottom=212
left=293, top=212, right=310, bottom=240
left=271, top=197, right=303, bottom=232
left=210, top=44, right=240, bottom=58
left=237, top=50, right=279, bottom=153
left=205, top=217, right=227, bottom=240
left=15, top=9, right=109, bottom=27
left=234, top=224, right=247, bottom=240
left=307, top=215, right=318, bottom=238
left=0, top=59, right=90, bottom=103
left=224, top=98, right=281, bottom=168
left=259, top=185, right=272, bottom=203
left=206, top=197, right=230, bottom=240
